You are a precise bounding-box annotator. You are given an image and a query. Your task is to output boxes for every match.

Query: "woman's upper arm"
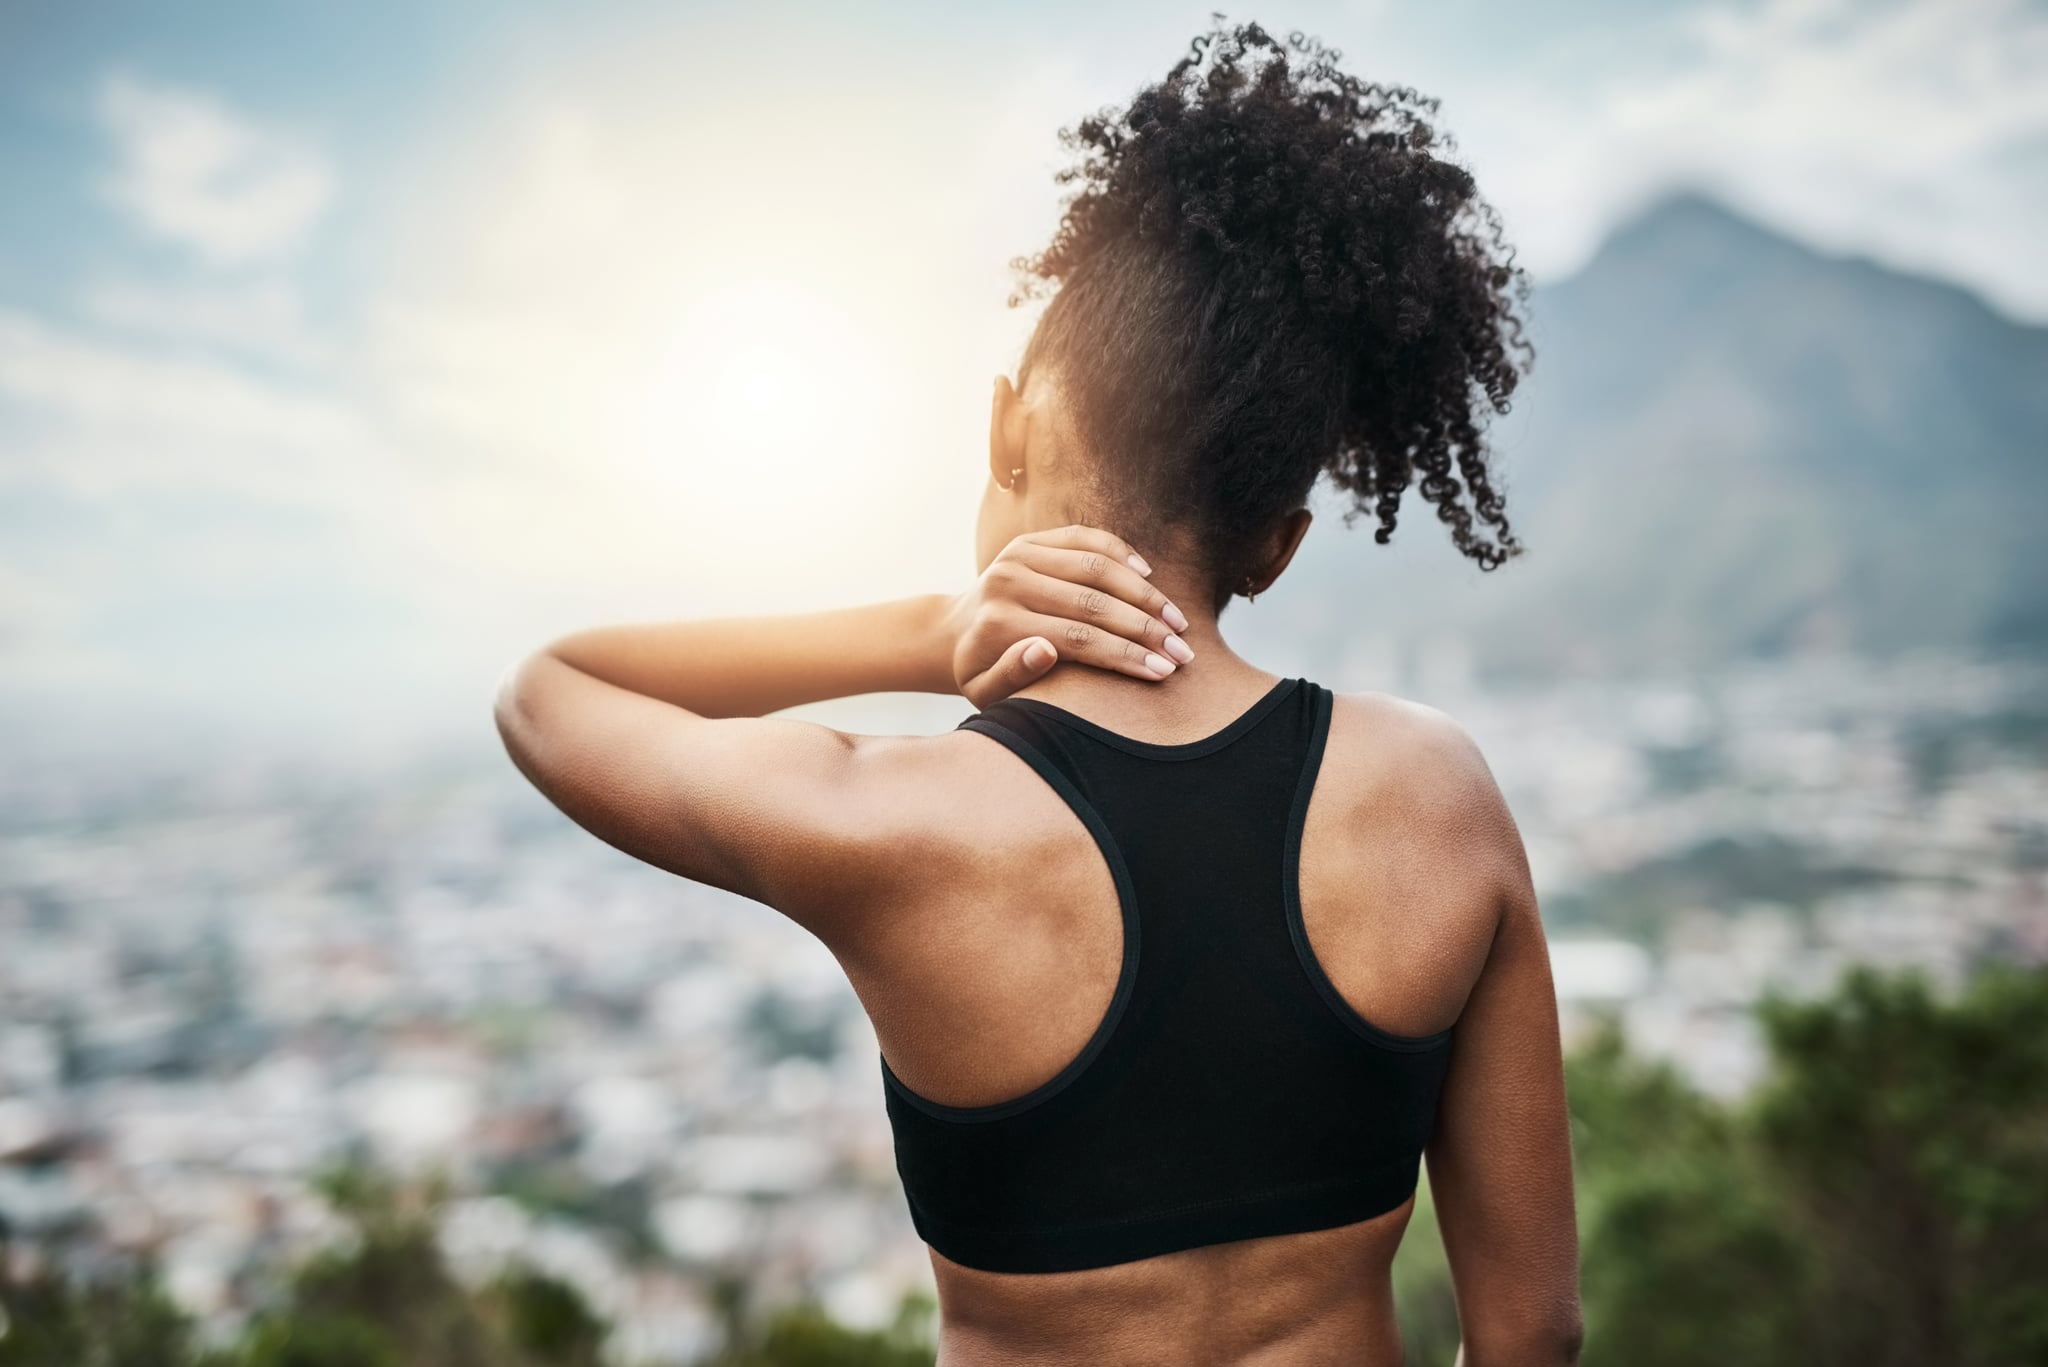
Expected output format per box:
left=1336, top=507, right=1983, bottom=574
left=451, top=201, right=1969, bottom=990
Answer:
left=1423, top=755, right=1584, bottom=1363
left=492, top=650, right=928, bottom=943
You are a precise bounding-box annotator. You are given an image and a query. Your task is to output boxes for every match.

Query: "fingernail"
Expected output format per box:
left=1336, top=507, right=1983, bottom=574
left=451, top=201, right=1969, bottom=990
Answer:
left=1144, top=652, right=1174, bottom=676
left=1163, top=601, right=1190, bottom=632
left=1024, top=641, right=1054, bottom=669
left=1127, top=553, right=1152, bottom=576
left=1163, top=634, right=1195, bottom=664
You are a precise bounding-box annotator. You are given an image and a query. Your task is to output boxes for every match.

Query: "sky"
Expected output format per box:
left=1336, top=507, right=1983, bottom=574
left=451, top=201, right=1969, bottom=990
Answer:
left=1, top=0, right=2044, bottom=762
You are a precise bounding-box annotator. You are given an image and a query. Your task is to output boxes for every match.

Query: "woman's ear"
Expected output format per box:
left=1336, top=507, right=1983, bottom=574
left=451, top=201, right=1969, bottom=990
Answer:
left=1254, top=507, right=1315, bottom=591
left=989, top=374, right=1024, bottom=489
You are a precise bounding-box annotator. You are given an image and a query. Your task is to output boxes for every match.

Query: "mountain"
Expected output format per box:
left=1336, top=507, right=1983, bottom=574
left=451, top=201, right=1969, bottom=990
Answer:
left=1259, top=190, right=2048, bottom=684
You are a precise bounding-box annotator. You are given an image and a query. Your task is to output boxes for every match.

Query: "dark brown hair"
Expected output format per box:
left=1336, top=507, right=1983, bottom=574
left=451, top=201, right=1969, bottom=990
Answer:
left=1012, top=19, right=1534, bottom=610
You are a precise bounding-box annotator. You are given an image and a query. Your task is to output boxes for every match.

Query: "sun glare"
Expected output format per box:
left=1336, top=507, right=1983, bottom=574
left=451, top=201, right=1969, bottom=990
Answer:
left=631, top=278, right=886, bottom=533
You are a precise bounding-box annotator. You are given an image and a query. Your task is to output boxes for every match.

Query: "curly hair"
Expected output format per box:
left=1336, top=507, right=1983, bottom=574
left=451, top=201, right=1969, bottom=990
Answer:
left=1010, top=18, right=1534, bottom=609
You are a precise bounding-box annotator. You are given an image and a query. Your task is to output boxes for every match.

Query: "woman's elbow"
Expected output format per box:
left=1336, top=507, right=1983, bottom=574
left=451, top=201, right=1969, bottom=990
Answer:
left=1549, top=1308, right=1586, bottom=1365
left=492, top=650, right=558, bottom=768
left=1463, top=1307, right=1584, bottom=1367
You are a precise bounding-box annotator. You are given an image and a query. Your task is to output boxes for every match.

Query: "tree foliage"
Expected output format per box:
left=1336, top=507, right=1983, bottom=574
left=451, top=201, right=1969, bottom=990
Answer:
left=1391, top=958, right=2048, bottom=1366
left=5, top=961, right=2043, bottom=1366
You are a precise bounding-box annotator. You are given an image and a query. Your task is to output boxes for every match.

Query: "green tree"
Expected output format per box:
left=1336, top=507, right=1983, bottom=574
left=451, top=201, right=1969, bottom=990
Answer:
left=237, top=1314, right=401, bottom=1367
left=1749, top=961, right=2048, bottom=1367
left=1567, top=1014, right=1815, bottom=1366
left=1567, top=961, right=2048, bottom=1366
left=235, top=1164, right=609, bottom=1367
left=1389, top=1173, right=1460, bottom=1367
left=1577, top=1150, right=1814, bottom=1366
left=0, top=1256, right=196, bottom=1367
left=701, top=1278, right=937, bottom=1367
left=484, top=1269, right=605, bottom=1367
left=268, top=1167, right=498, bottom=1367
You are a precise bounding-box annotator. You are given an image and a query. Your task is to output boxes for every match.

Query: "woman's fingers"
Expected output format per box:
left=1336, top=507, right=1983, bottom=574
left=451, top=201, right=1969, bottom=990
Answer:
left=1008, top=541, right=1195, bottom=646
left=961, top=635, right=1059, bottom=710
left=1012, top=608, right=1180, bottom=681
left=1022, top=523, right=1156, bottom=580
left=977, top=523, right=1196, bottom=684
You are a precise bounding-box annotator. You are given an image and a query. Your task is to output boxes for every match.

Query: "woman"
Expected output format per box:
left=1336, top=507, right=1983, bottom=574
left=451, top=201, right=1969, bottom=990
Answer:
left=498, top=20, right=1580, bottom=1367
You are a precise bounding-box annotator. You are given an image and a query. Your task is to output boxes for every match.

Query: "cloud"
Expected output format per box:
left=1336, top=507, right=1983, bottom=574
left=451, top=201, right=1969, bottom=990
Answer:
left=0, top=561, right=84, bottom=662
left=81, top=277, right=328, bottom=368
left=0, top=309, right=457, bottom=739
left=0, top=310, right=359, bottom=463
left=1462, top=0, right=2048, bottom=318
left=97, top=72, right=335, bottom=265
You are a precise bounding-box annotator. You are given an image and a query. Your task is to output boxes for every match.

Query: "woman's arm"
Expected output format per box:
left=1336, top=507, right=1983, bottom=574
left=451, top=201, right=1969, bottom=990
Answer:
left=493, top=525, right=1189, bottom=944
left=1424, top=731, right=1584, bottom=1367
left=535, top=525, right=1191, bottom=718
left=540, top=592, right=963, bottom=720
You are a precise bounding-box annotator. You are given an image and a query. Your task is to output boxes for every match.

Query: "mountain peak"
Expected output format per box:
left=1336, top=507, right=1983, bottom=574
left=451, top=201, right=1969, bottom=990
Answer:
left=1596, top=186, right=1812, bottom=268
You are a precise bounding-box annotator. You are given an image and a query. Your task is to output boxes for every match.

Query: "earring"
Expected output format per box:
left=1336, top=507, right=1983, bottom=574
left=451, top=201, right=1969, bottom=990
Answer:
left=998, top=466, right=1024, bottom=492
left=1242, top=577, right=1259, bottom=603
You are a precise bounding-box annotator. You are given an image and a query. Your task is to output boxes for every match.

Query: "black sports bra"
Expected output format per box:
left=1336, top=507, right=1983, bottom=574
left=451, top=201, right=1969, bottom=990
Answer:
left=879, top=675, right=1457, bottom=1274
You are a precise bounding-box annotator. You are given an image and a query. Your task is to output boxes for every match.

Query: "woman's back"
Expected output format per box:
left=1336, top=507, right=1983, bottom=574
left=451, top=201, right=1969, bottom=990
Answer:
left=830, top=668, right=1564, bottom=1365
left=495, top=21, right=1581, bottom=1359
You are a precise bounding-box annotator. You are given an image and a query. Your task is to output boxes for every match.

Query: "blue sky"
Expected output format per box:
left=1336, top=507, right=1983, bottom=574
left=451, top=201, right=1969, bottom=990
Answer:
left=2, top=0, right=2043, bottom=758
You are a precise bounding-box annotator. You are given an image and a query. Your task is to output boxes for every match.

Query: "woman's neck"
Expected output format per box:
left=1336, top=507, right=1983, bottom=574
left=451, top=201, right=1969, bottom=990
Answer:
left=1001, top=571, right=1278, bottom=734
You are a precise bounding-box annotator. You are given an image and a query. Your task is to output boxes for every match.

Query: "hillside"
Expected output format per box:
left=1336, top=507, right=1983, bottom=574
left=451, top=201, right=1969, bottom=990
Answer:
left=1257, top=191, right=2048, bottom=682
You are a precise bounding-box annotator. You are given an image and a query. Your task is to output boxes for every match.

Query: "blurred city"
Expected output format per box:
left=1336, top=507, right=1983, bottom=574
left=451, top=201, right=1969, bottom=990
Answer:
left=2, top=1, right=2045, bottom=1363
left=5, top=645, right=2043, bottom=1359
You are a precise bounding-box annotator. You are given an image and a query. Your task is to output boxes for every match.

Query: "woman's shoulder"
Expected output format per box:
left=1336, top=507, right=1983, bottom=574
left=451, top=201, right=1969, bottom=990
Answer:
left=1324, top=686, right=1496, bottom=779
left=1321, top=685, right=1524, bottom=881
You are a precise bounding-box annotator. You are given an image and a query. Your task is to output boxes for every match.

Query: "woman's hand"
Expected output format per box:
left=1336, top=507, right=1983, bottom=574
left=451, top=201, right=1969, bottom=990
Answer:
left=943, top=525, right=1197, bottom=708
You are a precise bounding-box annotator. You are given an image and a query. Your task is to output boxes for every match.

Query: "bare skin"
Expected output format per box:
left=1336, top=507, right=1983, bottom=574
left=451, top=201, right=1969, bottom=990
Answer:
left=838, top=659, right=1575, bottom=1367
left=495, top=370, right=1583, bottom=1365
